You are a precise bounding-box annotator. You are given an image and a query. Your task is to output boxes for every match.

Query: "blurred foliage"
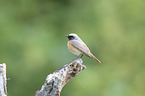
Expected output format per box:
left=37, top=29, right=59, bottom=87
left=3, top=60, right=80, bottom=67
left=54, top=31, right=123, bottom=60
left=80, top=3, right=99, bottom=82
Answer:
left=0, top=0, right=145, bottom=96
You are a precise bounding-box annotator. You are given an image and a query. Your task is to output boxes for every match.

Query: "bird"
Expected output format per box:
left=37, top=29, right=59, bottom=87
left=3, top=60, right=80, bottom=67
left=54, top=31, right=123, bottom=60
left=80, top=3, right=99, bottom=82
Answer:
left=66, top=33, right=101, bottom=63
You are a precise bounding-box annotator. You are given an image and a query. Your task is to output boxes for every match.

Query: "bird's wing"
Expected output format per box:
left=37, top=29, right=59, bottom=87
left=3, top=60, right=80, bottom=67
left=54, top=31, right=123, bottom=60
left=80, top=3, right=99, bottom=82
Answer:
left=71, top=40, right=91, bottom=56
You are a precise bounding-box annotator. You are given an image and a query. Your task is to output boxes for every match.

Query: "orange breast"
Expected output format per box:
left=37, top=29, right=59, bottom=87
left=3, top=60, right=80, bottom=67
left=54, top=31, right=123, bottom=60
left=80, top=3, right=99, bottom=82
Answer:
left=67, top=40, right=82, bottom=55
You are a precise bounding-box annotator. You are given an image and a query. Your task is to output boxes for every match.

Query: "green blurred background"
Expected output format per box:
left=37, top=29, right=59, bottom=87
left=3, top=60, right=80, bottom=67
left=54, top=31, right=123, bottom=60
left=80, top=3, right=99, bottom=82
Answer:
left=0, top=0, right=145, bottom=96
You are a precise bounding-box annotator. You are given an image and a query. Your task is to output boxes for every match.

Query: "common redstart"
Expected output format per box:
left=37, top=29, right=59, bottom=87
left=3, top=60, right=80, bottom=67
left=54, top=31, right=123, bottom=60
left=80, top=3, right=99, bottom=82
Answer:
left=66, top=33, right=101, bottom=63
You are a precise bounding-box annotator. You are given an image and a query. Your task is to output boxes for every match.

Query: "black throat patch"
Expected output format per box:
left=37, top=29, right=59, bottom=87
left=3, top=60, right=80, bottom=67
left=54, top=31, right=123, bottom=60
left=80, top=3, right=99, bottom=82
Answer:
left=68, top=36, right=75, bottom=40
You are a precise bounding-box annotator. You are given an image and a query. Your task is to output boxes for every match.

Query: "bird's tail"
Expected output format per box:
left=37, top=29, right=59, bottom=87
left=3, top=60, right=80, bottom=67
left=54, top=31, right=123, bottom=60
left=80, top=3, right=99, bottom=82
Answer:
left=89, top=52, right=101, bottom=63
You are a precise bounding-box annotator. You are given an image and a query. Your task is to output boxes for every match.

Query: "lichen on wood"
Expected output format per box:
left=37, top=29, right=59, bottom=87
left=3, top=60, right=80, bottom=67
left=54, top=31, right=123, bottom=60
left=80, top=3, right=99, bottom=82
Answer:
left=0, top=63, right=7, bottom=96
left=36, top=59, right=86, bottom=96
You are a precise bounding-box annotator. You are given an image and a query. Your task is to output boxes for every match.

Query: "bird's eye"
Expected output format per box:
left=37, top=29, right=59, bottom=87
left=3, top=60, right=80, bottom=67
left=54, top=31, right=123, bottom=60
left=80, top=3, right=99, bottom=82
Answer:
left=69, top=36, right=74, bottom=38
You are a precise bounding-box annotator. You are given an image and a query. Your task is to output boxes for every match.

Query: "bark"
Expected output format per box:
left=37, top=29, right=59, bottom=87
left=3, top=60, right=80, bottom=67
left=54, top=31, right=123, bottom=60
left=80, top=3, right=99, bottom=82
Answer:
left=0, top=63, right=7, bottom=96
left=36, top=59, right=86, bottom=96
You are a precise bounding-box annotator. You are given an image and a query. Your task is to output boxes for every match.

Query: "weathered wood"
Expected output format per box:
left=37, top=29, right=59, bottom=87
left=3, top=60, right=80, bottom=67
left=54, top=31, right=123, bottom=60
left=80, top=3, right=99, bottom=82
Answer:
left=35, top=59, right=86, bottom=96
left=0, top=63, right=7, bottom=96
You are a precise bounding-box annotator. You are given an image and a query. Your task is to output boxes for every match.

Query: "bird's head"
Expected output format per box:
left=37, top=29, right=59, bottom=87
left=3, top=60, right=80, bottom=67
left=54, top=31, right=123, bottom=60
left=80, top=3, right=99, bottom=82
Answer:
left=66, top=33, right=80, bottom=41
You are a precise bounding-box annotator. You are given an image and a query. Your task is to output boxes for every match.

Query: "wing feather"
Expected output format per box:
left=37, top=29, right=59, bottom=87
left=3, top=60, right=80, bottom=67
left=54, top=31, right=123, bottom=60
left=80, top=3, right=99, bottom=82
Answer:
left=71, top=40, right=90, bottom=56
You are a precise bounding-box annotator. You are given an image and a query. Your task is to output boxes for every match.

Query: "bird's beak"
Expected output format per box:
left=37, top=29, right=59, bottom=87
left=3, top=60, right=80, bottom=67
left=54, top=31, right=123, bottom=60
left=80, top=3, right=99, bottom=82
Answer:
left=65, top=35, right=69, bottom=37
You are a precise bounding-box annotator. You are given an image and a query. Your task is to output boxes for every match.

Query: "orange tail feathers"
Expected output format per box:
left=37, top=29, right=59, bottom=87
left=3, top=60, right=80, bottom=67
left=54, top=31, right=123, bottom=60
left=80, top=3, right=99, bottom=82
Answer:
left=89, top=53, right=101, bottom=63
